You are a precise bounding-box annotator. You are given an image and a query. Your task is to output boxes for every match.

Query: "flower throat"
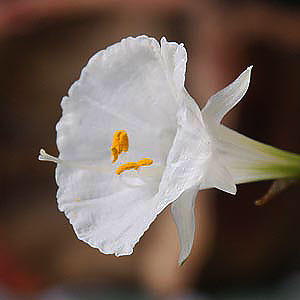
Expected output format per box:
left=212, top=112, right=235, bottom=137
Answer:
left=111, top=130, right=153, bottom=175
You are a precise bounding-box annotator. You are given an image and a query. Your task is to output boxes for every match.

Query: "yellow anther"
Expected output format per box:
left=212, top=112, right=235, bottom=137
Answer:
left=111, top=148, right=119, bottom=163
left=116, top=158, right=153, bottom=175
left=116, top=162, right=138, bottom=175
left=111, top=130, right=129, bottom=163
left=119, top=131, right=129, bottom=152
left=137, top=158, right=153, bottom=167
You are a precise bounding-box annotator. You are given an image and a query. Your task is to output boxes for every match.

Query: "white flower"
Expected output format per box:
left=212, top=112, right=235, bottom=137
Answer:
left=39, top=36, right=300, bottom=265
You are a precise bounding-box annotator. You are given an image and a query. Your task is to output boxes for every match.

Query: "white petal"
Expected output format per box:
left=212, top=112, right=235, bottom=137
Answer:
left=202, top=66, right=252, bottom=124
left=57, top=36, right=186, bottom=163
left=171, top=187, right=198, bottom=265
left=155, top=90, right=210, bottom=213
left=160, top=37, right=187, bottom=95
left=56, top=164, right=160, bottom=256
left=200, top=157, right=237, bottom=195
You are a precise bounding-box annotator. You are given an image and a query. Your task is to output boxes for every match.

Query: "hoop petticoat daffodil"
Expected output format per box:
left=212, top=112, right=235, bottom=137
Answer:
left=39, top=36, right=300, bottom=265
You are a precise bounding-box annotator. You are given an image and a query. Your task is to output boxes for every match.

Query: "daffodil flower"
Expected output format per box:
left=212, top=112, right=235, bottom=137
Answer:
left=39, top=36, right=300, bottom=265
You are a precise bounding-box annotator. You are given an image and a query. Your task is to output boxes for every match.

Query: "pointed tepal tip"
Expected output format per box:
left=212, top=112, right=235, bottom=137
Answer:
left=246, top=65, right=253, bottom=77
left=227, top=184, right=237, bottom=196
left=237, top=65, right=253, bottom=90
left=178, top=256, right=189, bottom=267
left=244, top=65, right=253, bottom=76
left=216, top=180, right=237, bottom=196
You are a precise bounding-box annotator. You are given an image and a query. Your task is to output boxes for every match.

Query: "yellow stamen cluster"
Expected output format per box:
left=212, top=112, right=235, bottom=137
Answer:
left=116, top=159, right=153, bottom=175
left=111, top=130, right=129, bottom=163
left=111, top=130, right=153, bottom=175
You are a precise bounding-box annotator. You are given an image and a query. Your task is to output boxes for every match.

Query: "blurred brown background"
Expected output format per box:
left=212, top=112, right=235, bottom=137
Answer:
left=1, top=0, right=300, bottom=299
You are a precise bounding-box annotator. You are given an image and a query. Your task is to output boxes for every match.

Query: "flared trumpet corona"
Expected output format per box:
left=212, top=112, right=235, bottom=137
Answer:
left=39, top=36, right=300, bottom=265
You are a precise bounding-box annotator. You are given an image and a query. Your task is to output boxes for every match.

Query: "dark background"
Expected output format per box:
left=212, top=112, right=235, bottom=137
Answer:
left=0, top=0, right=300, bottom=299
